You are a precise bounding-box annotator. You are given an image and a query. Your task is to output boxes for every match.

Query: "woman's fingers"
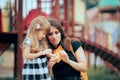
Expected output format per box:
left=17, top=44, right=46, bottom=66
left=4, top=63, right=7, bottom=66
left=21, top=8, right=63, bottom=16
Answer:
left=59, top=50, right=70, bottom=63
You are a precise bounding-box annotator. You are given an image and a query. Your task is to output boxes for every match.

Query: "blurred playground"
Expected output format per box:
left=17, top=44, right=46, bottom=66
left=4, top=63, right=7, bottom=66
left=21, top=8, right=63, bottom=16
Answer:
left=0, top=0, right=120, bottom=80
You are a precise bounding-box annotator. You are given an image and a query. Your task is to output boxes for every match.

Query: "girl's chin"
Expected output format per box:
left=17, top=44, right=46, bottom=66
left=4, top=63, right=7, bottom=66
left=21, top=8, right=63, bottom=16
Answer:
left=39, top=37, right=45, bottom=40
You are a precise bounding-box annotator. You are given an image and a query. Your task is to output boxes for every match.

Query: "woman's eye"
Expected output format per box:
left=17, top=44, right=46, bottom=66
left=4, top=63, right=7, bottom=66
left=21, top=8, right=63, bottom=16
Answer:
left=48, top=33, right=53, bottom=36
left=55, top=31, right=59, bottom=34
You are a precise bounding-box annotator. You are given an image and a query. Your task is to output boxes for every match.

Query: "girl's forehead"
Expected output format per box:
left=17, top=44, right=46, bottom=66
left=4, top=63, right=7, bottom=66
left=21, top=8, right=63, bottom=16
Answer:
left=36, top=29, right=45, bottom=32
left=37, top=30, right=46, bottom=34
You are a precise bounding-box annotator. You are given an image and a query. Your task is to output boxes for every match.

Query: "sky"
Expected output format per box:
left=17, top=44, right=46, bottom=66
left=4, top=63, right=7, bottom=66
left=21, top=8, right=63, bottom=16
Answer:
left=0, top=0, right=14, bottom=9
left=0, top=0, right=55, bottom=18
left=0, top=0, right=38, bottom=18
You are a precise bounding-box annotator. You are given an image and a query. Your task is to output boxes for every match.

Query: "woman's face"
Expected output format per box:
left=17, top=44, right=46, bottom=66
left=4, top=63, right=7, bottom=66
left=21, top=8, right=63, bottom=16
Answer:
left=36, top=29, right=46, bottom=40
left=47, top=26, right=61, bottom=47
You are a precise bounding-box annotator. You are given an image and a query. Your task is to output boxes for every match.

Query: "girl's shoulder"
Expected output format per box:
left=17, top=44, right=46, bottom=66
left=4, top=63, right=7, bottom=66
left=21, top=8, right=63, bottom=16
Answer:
left=23, top=37, right=32, bottom=46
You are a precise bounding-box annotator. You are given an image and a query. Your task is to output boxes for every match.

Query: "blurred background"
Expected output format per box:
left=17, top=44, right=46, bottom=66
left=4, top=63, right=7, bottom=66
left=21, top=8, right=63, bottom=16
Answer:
left=0, top=0, right=120, bottom=80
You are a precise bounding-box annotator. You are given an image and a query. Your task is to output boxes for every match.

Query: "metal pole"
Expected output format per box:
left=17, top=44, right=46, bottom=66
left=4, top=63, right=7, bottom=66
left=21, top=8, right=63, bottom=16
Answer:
left=16, top=0, right=23, bottom=79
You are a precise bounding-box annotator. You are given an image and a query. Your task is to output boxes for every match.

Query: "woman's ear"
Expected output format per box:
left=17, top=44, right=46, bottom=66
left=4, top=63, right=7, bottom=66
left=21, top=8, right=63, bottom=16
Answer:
left=63, top=38, right=71, bottom=51
left=63, top=37, right=80, bottom=51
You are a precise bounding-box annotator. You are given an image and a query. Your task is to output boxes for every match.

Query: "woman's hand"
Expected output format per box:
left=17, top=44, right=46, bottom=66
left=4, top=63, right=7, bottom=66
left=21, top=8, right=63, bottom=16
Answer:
left=59, top=50, right=70, bottom=64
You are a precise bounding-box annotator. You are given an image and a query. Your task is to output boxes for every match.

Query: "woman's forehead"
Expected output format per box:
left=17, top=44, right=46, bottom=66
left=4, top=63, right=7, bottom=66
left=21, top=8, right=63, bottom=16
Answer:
left=50, top=26, right=58, bottom=30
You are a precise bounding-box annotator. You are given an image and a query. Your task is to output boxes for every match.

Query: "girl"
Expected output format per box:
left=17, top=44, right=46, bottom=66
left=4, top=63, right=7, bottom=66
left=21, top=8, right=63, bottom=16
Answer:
left=21, top=16, right=54, bottom=80
left=46, top=19, right=87, bottom=80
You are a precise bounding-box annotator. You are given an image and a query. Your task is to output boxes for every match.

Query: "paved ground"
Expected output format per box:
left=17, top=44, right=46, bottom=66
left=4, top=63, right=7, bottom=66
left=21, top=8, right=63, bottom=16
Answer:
left=0, top=66, right=13, bottom=78
left=0, top=50, right=14, bottom=78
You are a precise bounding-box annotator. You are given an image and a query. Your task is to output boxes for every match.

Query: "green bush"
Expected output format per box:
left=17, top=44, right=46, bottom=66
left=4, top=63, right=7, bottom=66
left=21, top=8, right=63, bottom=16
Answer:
left=0, top=57, right=4, bottom=65
left=0, top=77, right=13, bottom=80
left=88, top=66, right=120, bottom=80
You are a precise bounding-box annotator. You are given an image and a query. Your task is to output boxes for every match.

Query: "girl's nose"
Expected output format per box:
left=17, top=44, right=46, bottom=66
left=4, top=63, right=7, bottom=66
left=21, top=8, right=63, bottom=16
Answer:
left=43, top=34, right=45, bottom=38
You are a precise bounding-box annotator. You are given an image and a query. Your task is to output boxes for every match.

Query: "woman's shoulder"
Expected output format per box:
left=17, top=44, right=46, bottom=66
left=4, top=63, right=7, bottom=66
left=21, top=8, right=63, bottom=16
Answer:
left=63, top=37, right=82, bottom=51
left=64, top=37, right=81, bottom=44
left=70, top=38, right=83, bottom=52
left=71, top=38, right=82, bottom=46
left=71, top=38, right=82, bottom=45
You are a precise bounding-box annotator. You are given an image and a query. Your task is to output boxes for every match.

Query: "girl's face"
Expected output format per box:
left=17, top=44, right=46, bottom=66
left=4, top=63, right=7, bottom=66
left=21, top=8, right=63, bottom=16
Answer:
left=48, top=26, right=61, bottom=47
left=36, top=29, right=46, bottom=40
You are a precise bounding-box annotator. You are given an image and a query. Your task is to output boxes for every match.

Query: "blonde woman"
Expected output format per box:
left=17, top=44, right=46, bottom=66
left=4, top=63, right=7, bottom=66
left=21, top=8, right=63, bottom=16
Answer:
left=21, top=16, right=54, bottom=80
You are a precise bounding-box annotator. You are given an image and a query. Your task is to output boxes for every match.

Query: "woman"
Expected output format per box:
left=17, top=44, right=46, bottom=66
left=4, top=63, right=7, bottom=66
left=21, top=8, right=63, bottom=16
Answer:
left=46, top=19, right=87, bottom=80
left=21, top=16, right=54, bottom=80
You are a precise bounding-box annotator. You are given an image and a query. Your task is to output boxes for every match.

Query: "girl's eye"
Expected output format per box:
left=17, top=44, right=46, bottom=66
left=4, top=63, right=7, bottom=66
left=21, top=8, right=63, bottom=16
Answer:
left=43, top=32, right=46, bottom=35
left=43, top=31, right=46, bottom=34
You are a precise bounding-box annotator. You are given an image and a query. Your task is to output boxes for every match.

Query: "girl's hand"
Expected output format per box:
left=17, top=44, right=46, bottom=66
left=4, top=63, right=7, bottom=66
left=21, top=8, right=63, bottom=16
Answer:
left=59, top=50, right=70, bottom=64
left=42, top=49, right=54, bottom=57
left=48, top=55, right=58, bottom=68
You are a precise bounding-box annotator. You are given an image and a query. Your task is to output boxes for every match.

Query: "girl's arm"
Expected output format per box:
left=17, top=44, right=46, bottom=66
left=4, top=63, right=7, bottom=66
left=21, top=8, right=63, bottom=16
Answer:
left=59, top=46, right=87, bottom=72
left=48, top=55, right=58, bottom=77
left=23, top=44, right=53, bottom=60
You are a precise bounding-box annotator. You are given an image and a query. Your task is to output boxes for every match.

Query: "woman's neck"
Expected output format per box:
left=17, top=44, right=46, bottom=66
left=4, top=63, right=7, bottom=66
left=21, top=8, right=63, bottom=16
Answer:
left=51, top=42, right=61, bottom=50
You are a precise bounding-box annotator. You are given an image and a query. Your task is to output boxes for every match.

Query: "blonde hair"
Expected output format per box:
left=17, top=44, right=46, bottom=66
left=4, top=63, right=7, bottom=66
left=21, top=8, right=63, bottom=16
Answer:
left=22, top=16, right=50, bottom=53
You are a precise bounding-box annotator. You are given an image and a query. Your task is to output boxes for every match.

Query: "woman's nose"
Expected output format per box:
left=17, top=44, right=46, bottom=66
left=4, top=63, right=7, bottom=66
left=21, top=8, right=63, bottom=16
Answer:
left=52, top=34, right=56, bottom=38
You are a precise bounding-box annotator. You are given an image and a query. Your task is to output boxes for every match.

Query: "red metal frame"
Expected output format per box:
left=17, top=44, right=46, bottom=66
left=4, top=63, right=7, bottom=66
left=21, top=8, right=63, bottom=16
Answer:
left=1, top=0, right=120, bottom=79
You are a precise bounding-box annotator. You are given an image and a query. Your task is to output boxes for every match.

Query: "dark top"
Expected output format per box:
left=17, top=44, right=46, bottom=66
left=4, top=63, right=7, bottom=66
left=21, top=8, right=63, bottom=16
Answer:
left=52, top=40, right=83, bottom=78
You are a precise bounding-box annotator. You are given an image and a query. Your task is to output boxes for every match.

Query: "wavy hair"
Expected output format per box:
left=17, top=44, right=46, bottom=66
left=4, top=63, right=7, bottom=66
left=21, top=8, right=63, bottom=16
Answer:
left=46, top=18, right=66, bottom=49
left=22, top=16, right=50, bottom=53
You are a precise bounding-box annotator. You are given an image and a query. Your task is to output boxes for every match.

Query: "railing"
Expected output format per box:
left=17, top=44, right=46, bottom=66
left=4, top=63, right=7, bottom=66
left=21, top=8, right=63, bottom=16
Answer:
left=79, top=37, right=120, bottom=75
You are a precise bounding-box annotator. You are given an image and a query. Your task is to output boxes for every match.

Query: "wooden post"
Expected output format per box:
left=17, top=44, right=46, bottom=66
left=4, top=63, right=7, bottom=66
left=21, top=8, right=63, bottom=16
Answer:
left=71, top=0, right=74, bottom=35
left=94, top=54, right=97, bottom=69
left=37, top=0, right=41, bottom=15
left=14, top=40, right=17, bottom=80
left=87, top=51, right=90, bottom=68
left=54, top=0, right=60, bottom=20
left=16, top=0, right=23, bottom=79
left=14, top=0, right=17, bottom=31
left=64, top=0, right=68, bottom=33
left=0, top=8, right=2, bottom=32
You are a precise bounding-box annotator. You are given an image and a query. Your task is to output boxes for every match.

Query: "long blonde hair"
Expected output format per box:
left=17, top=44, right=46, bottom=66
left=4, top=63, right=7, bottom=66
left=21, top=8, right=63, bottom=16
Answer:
left=23, top=16, right=50, bottom=53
